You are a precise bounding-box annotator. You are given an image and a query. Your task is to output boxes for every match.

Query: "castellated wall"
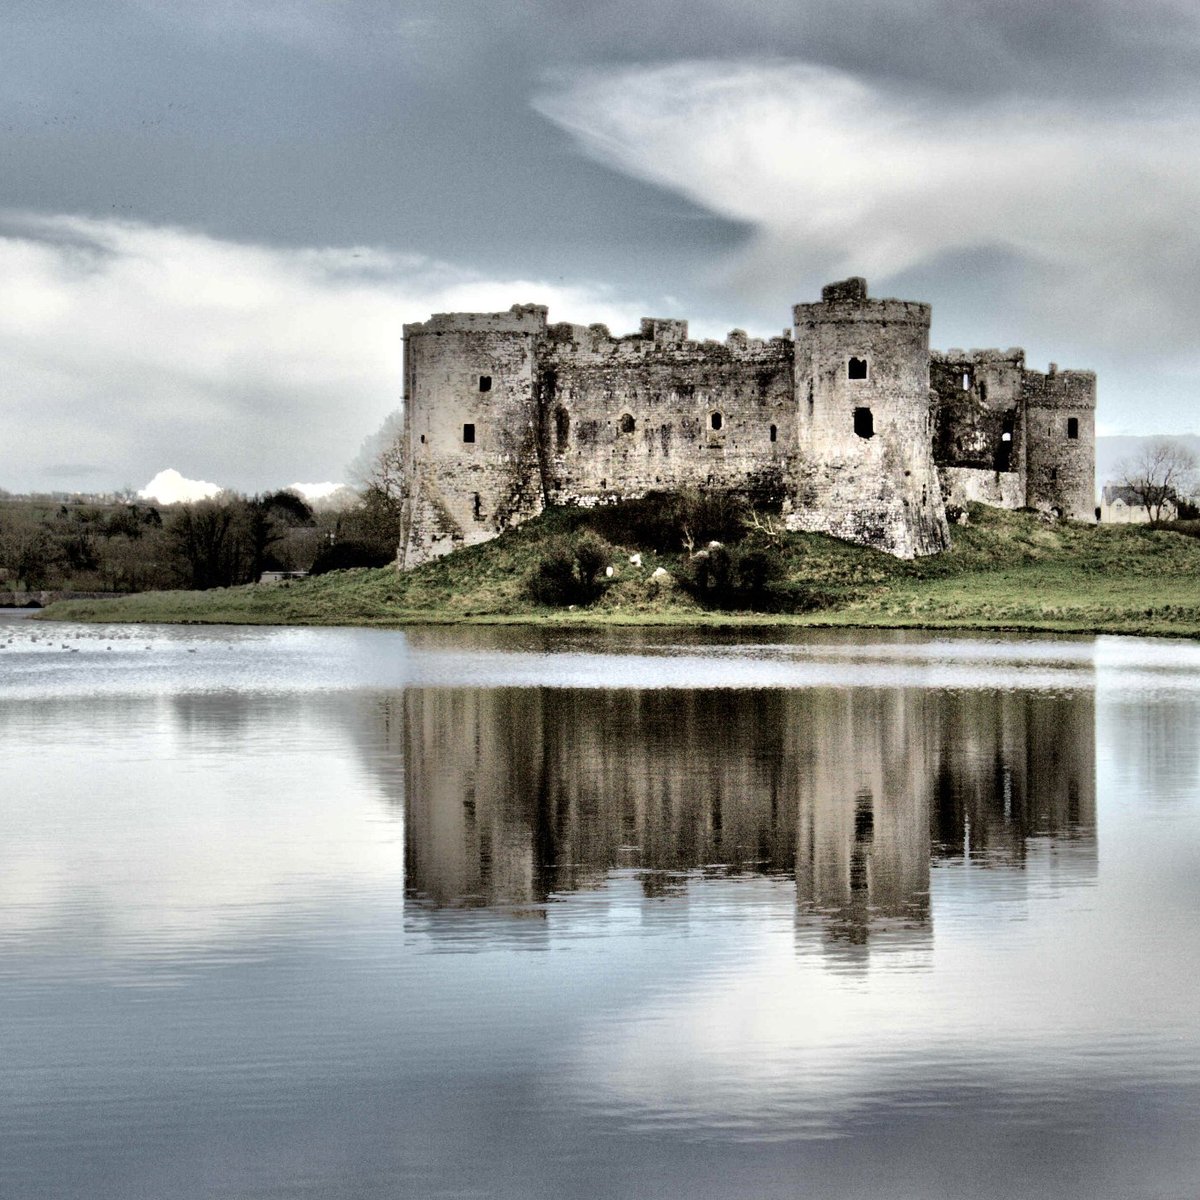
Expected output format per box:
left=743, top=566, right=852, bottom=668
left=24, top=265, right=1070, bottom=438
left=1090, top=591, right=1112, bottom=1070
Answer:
left=398, top=281, right=1096, bottom=568
left=790, top=279, right=951, bottom=558
left=537, top=321, right=795, bottom=508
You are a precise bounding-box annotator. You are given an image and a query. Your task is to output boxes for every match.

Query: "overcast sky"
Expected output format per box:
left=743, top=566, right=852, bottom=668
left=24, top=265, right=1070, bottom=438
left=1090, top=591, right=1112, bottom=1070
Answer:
left=2, top=0, right=1197, bottom=494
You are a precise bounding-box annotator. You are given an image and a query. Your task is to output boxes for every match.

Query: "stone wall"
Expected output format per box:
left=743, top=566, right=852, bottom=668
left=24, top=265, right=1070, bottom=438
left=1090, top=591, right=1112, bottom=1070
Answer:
left=939, top=466, right=1025, bottom=511
left=931, top=348, right=1026, bottom=483
left=537, top=323, right=795, bottom=508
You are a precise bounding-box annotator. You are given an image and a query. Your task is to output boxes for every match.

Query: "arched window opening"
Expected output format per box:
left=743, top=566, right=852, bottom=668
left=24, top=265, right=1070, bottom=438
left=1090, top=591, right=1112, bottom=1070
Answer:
left=848, top=357, right=868, bottom=381
left=619, top=413, right=635, bottom=434
left=961, top=371, right=970, bottom=390
left=710, top=411, right=723, bottom=432
left=854, top=407, right=874, bottom=439
left=479, top=375, right=492, bottom=392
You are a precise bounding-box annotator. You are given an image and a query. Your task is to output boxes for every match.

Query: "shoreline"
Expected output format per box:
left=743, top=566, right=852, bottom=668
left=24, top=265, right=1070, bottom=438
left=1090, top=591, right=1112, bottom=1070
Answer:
left=32, top=504, right=1200, bottom=642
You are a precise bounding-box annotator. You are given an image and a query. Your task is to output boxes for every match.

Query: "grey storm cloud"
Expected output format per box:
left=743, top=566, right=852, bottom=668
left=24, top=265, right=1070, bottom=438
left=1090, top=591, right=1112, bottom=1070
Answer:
left=2, top=0, right=1198, bottom=492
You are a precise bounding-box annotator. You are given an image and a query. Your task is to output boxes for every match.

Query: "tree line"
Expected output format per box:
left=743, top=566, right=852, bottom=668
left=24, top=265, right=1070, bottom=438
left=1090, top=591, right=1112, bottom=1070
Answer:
left=0, top=486, right=402, bottom=593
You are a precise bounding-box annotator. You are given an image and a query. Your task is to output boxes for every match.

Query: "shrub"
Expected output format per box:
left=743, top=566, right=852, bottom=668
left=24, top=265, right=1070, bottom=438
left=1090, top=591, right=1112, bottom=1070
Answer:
left=527, top=534, right=615, bottom=606
left=310, top=541, right=396, bottom=575
left=677, top=540, right=786, bottom=610
left=577, top=490, right=753, bottom=552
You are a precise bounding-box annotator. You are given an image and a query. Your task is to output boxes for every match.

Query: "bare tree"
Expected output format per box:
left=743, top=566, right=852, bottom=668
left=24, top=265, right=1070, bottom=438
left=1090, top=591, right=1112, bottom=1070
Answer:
left=348, top=410, right=405, bottom=502
left=1118, top=439, right=1198, bottom=525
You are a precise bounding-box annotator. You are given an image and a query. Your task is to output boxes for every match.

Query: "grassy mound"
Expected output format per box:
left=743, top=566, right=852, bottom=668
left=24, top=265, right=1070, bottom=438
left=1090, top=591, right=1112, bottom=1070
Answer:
left=40, top=503, right=1200, bottom=638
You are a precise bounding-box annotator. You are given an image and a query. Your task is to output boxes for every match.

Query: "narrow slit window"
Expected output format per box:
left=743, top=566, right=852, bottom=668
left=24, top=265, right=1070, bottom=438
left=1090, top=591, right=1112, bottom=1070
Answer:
left=848, top=357, right=868, bottom=381
left=554, top=406, right=570, bottom=451
left=462, top=422, right=475, bottom=443
left=769, top=424, right=777, bottom=442
left=854, top=407, right=874, bottom=439
left=478, top=375, right=492, bottom=392
left=1067, top=416, right=1079, bottom=439
left=962, top=372, right=970, bottom=390
left=710, top=411, right=723, bottom=431
left=472, top=492, right=482, bottom=520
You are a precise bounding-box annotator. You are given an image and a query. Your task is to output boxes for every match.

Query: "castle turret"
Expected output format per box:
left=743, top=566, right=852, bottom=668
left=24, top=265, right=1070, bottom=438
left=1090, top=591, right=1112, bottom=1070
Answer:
left=789, top=279, right=950, bottom=558
left=400, top=305, right=548, bottom=567
left=1022, top=365, right=1096, bottom=521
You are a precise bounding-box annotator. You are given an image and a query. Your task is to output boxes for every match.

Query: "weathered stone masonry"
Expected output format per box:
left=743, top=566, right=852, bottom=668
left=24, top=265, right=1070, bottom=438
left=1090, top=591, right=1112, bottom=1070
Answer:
left=399, top=279, right=1096, bottom=567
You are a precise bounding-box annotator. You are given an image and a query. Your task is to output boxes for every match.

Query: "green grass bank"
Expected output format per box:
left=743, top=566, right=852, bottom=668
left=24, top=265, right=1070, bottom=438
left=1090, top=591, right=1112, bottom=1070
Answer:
left=38, top=504, right=1200, bottom=638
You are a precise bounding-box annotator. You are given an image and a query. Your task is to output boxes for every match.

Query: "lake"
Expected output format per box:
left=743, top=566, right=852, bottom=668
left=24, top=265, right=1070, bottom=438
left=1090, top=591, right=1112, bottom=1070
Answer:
left=2, top=615, right=1199, bottom=1199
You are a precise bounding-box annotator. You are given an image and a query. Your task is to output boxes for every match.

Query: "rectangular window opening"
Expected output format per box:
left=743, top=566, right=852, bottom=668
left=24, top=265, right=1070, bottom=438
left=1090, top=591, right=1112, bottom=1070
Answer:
left=854, top=407, right=874, bottom=439
left=1067, top=417, right=1079, bottom=439
left=479, top=375, right=492, bottom=392
left=462, top=423, right=475, bottom=444
left=769, top=424, right=777, bottom=442
left=848, top=357, right=868, bottom=381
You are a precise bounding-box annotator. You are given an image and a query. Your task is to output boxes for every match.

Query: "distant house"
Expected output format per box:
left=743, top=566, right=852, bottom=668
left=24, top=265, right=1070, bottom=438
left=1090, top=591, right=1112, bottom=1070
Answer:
left=1099, top=484, right=1177, bottom=524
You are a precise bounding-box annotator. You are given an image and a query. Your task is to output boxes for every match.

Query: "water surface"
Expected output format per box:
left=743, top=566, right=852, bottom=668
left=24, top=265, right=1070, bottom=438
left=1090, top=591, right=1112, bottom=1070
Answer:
left=2, top=617, right=1199, bottom=1199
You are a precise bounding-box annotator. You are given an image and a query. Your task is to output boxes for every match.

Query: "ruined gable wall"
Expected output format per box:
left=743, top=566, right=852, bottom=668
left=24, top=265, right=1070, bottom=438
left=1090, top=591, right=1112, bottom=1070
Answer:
left=1022, top=367, right=1096, bottom=520
left=931, top=349, right=1026, bottom=475
left=536, top=323, right=795, bottom=507
left=790, top=280, right=950, bottom=558
left=931, top=348, right=1029, bottom=511
left=400, top=306, right=547, bottom=567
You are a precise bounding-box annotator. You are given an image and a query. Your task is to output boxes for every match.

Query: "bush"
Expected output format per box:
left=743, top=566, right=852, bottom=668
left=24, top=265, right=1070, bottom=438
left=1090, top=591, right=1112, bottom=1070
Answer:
left=310, top=541, right=396, bottom=575
left=677, top=540, right=786, bottom=610
left=527, top=534, right=615, bottom=606
left=575, top=490, right=753, bottom=552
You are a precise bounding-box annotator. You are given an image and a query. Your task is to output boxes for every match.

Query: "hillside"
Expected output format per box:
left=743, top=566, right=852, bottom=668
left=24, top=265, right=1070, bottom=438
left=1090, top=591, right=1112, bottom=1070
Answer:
left=38, top=501, right=1200, bottom=638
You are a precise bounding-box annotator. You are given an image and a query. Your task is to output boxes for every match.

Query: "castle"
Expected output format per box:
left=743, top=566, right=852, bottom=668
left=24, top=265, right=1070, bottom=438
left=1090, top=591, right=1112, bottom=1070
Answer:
left=398, top=277, right=1095, bottom=566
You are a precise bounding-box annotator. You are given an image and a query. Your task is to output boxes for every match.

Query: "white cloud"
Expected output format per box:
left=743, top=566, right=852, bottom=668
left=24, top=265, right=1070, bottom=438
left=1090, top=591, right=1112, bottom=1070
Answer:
left=534, top=60, right=1200, bottom=396
left=139, top=467, right=223, bottom=504
left=289, top=481, right=347, bottom=501
left=0, top=213, right=653, bottom=494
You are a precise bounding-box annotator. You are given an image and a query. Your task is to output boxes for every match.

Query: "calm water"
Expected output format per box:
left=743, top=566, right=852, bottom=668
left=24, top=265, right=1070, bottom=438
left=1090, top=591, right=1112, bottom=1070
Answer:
left=3, top=615, right=1200, bottom=1199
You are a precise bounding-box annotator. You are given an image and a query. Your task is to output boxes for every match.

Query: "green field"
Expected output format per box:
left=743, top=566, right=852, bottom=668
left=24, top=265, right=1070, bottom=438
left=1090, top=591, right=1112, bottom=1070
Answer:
left=38, top=504, right=1200, bottom=638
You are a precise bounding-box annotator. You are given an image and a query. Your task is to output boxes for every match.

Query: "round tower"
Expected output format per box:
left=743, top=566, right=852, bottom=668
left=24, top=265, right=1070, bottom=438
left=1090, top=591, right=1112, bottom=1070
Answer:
left=1022, top=365, right=1097, bottom=521
left=788, top=278, right=950, bottom=558
left=400, top=305, right=548, bottom=567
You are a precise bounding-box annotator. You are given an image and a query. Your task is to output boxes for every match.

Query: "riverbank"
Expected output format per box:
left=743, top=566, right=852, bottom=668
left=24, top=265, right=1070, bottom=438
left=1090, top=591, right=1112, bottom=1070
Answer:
left=38, top=504, right=1200, bottom=638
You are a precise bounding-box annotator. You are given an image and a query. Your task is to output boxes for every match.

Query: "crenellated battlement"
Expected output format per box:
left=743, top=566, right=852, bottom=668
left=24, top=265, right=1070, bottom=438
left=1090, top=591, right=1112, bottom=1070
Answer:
left=403, top=304, right=549, bottom=337
left=933, top=348, right=1026, bottom=366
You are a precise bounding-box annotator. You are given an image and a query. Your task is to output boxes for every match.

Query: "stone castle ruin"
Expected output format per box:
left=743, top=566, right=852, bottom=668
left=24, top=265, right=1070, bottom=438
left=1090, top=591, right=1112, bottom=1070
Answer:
left=398, top=277, right=1095, bottom=566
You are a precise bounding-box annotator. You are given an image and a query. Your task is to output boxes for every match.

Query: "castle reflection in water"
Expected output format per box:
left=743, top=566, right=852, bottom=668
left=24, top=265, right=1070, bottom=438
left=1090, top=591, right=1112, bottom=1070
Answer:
left=396, top=687, right=1095, bottom=960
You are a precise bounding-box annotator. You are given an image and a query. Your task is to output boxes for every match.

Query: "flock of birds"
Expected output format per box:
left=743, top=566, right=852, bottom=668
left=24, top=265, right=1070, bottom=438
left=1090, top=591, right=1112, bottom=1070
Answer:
left=0, top=627, right=198, bottom=653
